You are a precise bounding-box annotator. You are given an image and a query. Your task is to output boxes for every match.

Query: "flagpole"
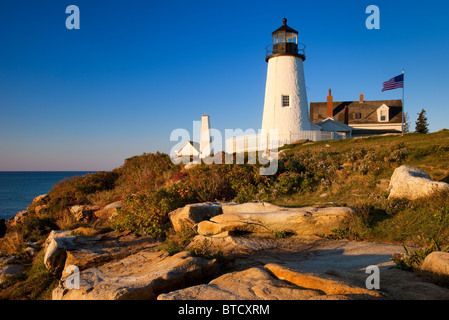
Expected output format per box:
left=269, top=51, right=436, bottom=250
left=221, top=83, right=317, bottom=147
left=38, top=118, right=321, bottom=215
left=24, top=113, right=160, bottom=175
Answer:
left=402, top=69, right=405, bottom=136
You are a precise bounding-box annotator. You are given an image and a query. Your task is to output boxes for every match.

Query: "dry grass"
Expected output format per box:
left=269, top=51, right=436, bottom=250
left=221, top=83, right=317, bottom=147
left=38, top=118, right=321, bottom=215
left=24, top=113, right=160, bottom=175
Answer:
left=53, top=209, right=78, bottom=231
left=0, top=228, right=26, bottom=256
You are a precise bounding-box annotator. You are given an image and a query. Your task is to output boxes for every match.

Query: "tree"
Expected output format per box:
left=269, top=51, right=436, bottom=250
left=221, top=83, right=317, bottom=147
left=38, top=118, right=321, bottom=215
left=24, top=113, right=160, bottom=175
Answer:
left=415, top=109, right=429, bottom=134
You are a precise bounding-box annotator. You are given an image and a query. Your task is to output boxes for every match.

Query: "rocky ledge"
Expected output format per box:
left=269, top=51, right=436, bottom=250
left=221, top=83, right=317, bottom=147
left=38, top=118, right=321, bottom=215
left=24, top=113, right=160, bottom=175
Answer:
left=169, top=201, right=353, bottom=237
left=43, top=200, right=449, bottom=300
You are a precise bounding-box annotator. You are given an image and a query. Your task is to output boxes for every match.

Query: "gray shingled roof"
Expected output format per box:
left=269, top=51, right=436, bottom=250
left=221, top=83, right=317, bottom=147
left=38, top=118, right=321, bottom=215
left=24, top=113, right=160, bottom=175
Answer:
left=310, top=100, right=403, bottom=125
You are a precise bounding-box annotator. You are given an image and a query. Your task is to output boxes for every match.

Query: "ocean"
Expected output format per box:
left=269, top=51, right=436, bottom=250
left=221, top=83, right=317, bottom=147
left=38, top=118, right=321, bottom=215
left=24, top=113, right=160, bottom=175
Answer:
left=0, top=171, right=95, bottom=220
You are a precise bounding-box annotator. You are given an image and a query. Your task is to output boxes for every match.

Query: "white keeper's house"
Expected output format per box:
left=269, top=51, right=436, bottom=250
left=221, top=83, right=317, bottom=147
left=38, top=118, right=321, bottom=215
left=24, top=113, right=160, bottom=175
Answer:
left=309, top=90, right=403, bottom=138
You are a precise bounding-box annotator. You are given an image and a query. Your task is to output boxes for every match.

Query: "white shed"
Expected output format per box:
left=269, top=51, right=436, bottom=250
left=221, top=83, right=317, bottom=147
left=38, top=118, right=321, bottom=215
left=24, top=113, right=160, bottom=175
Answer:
left=176, top=140, right=200, bottom=158
left=316, top=117, right=353, bottom=139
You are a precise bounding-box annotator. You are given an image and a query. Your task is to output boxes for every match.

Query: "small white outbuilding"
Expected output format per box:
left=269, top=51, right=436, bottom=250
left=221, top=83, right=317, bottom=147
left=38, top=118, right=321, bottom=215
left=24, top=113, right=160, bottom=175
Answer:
left=175, top=114, right=212, bottom=158
left=176, top=140, right=201, bottom=158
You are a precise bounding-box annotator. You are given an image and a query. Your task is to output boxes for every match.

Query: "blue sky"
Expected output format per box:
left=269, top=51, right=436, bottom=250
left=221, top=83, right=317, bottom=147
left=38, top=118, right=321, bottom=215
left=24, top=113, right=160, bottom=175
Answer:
left=0, top=0, right=448, bottom=171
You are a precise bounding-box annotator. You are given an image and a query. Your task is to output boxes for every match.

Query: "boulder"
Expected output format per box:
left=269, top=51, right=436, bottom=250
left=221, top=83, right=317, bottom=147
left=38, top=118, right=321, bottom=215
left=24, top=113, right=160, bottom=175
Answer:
left=184, top=162, right=199, bottom=170
left=52, top=250, right=220, bottom=300
left=157, top=264, right=382, bottom=300
left=94, top=201, right=124, bottom=220
left=420, top=251, right=449, bottom=283
left=34, top=205, right=49, bottom=215
left=24, top=246, right=36, bottom=257
left=264, top=264, right=382, bottom=298
left=0, top=255, right=20, bottom=266
left=44, top=230, right=76, bottom=274
left=388, top=165, right=449, bottom=200
left=327, top=267, right=449, bottom=300
left=158, top=267, right=321, bottom=300
left=0, top=255, right=25, bottom=284
left=11, top=210, right=28, bottom=226
left=169, top=202, right=223, bottom=232
left=221, top=202, right=285, bottom=214
left=0, top=265, right=25, bottom=284
left=187, top=233, right=283, bottom=256
left=32, top=194, right=48, bottom=204
left=69, top=205, right=101, bottom=221
left=43, top=229, right=157, bottom=276
left=195, top=206, right=354, bottom=236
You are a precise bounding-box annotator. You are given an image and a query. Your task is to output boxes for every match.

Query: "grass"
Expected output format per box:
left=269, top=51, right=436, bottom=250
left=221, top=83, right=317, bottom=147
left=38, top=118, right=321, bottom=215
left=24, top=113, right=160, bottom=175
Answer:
left=280, top=130, right=449, bottom=181
left=159, top=226, right=198, bottom=256
left=0, top=249, right=58, bottom=300
left=273, top=130, right=449, bottom=247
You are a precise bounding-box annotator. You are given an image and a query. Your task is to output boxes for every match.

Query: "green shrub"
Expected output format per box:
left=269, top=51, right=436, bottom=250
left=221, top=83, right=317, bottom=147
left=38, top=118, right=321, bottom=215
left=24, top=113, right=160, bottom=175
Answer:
left=114, top=152, right=180, bottom=195
left=272, top=230, right=294, bottom=239
left=160, top=226, right=198, bottom=256
left=111, top=189, right=185, bottom=237
left=173, top=163, right=270, bottom=203
left=46, top=171, right=119, bottom=213
left=323, top=228, right=352, bottom=240
left=21, top=215, right=58, bottom=242
left=275, top=171, right=304, bottom=195
left=391, top=237, right=448, bottom=271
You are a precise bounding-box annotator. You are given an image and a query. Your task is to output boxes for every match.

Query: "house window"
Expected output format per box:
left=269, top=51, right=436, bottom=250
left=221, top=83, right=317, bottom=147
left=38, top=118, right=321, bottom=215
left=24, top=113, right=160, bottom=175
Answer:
left=354, top=113, right=362, bottom=119
left=377, top=105, right=390, bottom=122
left=282, top=95, right=289, bottom=107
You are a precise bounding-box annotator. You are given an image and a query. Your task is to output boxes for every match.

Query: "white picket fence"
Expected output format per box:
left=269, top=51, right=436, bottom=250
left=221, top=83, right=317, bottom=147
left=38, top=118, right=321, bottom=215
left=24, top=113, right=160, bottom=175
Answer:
left=225, top=130, right=341, bottom=154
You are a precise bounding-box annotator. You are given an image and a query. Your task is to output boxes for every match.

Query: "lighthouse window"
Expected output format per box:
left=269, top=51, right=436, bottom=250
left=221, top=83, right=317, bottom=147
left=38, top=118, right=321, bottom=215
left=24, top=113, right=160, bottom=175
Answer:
left=282, top=95, right=290, bottom=107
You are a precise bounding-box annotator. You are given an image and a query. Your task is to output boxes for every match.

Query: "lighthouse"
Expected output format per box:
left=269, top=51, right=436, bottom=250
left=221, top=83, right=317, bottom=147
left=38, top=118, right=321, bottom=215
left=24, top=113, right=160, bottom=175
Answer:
left=261, top=18, right=312, bottom=139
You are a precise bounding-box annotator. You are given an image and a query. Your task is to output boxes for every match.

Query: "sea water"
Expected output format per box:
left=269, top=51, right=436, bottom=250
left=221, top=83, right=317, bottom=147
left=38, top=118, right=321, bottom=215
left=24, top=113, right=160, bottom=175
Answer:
left=0, top=171, right=94, bottom=220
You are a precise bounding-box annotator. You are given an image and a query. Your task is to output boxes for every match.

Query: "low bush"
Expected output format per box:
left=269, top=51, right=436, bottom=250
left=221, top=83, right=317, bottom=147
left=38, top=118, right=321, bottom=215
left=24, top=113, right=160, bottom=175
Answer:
left=45, top=171, right=119, bottom=214
left=392, top=237, right=448, bottom=271
left=111, top=189, right=185, bottom=238
left=114, top=152, right=180, bottom=196
left=172, top=163, right=270, bottom=203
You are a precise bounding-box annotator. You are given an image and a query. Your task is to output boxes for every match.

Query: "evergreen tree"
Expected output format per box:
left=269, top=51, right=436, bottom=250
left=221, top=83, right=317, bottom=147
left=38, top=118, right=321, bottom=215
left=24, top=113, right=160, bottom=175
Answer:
left=415, top=109, right=429, bottom=134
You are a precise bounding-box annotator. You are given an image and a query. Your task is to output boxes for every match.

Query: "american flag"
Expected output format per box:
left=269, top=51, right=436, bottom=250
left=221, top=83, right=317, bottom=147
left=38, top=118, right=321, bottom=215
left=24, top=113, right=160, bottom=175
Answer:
left=382, top=73, right=404, bottom=92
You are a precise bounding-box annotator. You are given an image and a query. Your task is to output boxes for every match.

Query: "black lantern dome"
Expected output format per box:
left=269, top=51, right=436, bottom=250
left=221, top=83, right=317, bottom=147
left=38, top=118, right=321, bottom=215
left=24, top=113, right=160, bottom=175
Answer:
left=266, top=18, right=306, bottom=62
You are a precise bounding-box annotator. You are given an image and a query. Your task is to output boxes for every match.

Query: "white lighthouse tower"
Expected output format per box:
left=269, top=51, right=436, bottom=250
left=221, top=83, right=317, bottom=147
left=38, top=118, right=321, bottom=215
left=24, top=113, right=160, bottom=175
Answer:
left=261, top=18, right=312, bottom=140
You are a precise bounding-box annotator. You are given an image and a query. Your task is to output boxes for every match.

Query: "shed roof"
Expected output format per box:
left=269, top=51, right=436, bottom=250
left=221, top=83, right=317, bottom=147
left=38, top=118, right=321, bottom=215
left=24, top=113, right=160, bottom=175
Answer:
left=177, top=140, right=200, bottom=155
left=317, top=117, right=353, bottom=132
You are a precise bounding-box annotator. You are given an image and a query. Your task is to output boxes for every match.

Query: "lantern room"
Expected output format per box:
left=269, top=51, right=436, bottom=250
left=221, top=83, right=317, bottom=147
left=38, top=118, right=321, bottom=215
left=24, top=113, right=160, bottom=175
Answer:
left=266, top=18, right=305, bottom=62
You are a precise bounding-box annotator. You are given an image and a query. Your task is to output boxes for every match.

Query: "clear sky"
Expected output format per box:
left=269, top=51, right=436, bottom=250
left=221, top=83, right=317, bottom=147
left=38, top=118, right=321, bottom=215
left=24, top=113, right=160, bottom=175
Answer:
left=1, top=0, right=448, bottom=171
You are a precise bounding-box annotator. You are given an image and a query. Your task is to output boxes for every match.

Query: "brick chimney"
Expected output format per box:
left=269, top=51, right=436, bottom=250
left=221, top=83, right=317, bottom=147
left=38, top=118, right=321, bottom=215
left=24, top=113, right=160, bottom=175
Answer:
left=327, top=89, right=333, bottom=118
left=359, top=92, right=364, bottom=103
left=344, top=105, right=349, bottom=125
